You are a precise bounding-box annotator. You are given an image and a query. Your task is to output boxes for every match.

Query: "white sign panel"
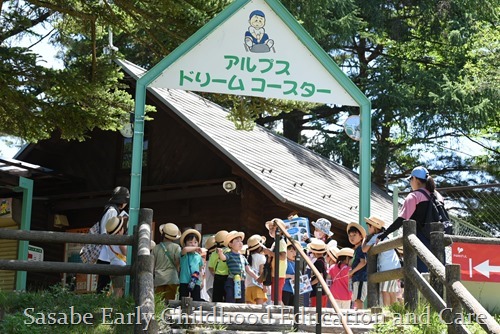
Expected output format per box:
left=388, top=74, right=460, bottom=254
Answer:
left=28, top=244, right=44, bottom=262
left=150, top=0, right=358, bottom=106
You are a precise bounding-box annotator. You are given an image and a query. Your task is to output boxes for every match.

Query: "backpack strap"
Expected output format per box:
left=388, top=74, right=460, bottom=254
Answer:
left=109, top=246, right=126, bottom=262
left=415, top=188, right=431, bottom=200
left=160, top=242, right=179, bottom=271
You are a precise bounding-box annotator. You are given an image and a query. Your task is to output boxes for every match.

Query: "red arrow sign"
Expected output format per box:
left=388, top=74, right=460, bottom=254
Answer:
left=451, top=242, right=500, bottom=282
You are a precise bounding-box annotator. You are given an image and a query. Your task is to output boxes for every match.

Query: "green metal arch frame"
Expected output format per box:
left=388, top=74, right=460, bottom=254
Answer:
left=126, top=0, right=371, bottom=292
left=15, top=176, right=33, bottom=291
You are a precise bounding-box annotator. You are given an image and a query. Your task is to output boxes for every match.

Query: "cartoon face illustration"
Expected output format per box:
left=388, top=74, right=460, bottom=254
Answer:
left=244, top=10, right=275, bottom=53
left=249, top=13, right=266, bottom=29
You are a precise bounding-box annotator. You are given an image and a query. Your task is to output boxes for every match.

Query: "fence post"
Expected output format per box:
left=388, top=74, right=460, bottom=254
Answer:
left=132, top=224, right=139, bottom=302
left=367, top=251, right=378, bottom=307
left=403, top=219, right=418, bottom=311
left=446, top=264, right=462, bottom=334
left=316, top=284, right=322, bottom=334
left=293, top=252, right=301, bottom=332
left=274, top=228, right=281, bottom=305
left=134, top=208, right=158, bottom=334
left=430, top=222, right=444, bottom=298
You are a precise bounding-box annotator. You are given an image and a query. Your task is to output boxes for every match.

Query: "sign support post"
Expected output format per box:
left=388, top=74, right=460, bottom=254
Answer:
left=14, top=176, right=33, bottom=291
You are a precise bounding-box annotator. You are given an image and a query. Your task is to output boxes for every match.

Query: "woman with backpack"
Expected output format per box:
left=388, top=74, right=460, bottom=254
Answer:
left=377, top=166, right=449, bottom=273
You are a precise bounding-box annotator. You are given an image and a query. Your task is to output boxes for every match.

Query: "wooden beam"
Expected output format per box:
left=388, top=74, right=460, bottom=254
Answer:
left=0, top=260, right=130, bottom=275
left=0, top=228, right=133, bottom=245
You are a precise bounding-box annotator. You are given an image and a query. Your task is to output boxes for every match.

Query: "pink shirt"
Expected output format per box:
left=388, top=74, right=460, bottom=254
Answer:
left=398, top=189, right=443, bottom=220
left=328, top=263, right=351, bottom=301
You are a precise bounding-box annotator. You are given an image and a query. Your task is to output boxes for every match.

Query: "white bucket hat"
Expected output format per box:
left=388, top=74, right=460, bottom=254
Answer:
left=312, top=218, right=334, bottom=237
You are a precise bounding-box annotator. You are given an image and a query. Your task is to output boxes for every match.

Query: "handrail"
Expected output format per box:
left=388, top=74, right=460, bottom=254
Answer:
left=446, top=234, right=500, bottom=245
left=366, top=220, right=500, bottom=334
left=271, top=219, right=354, bottom=334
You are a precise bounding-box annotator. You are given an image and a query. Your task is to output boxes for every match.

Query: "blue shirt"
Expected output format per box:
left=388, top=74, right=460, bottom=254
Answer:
left=351, top=246, right=367, bottom=282
left=179, top=252, right=203, bottom=285
left=283, top=260, right=295, bottom=293
left=366, top=233, right=401, bottom=272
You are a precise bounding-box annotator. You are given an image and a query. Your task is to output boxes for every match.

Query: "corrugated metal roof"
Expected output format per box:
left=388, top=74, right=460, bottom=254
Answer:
left=117, top=59, right=394, bottom=227
left=0, top=157, right=81, bottom=198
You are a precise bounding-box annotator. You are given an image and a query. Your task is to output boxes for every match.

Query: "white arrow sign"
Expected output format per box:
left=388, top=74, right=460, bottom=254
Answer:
left=474, top=259, right=500, bottom=278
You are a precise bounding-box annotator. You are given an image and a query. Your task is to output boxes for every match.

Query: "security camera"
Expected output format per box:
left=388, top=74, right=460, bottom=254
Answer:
left=223, top=181, right=237, bottom=193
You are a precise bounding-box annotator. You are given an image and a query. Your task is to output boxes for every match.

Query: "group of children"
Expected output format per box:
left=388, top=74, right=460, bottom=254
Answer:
left=149, top=215, right=402, bottom=309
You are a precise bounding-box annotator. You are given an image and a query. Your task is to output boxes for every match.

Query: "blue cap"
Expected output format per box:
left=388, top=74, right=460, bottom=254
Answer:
left=408, top=166, right=429, bottom=180
left=249, top=10, right=265, bottom=19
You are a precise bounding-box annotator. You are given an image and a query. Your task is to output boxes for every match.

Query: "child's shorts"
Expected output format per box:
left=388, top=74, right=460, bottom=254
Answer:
left=351, top=281, right=367, bottom=301
left=380, top=279, right=400, bottom=293
left=245, top=285, right=267, bottom=304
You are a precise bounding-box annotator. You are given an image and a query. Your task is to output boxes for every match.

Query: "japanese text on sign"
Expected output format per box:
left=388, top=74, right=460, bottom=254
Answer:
left=179, top=55, right=332, bottom=98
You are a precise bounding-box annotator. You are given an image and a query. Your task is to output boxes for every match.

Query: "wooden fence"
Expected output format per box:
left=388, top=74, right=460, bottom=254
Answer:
left=0, top=208, right=157, bottom=334
left=367, top=220, right=500, bottom=334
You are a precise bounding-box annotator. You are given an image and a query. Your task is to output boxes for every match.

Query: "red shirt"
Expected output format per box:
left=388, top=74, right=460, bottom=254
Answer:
left=328, top=263, right=351, bottom=300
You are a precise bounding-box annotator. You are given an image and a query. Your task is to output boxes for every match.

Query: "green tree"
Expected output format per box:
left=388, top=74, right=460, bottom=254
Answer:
left=270, top=0, right=500, bottom=187
left=0, top=0, right=233, bottom=141
left=1, top=0, right=498, bottom=187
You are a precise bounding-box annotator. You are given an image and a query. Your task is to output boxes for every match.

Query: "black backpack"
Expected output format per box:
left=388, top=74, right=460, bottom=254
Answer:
left=258, top=255, right=273, bottom=286
left=416, top=189, right=453, bottom=237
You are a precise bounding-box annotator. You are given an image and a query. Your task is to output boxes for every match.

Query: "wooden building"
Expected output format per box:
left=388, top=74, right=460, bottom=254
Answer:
left=0, top=59, right=394, bottom=290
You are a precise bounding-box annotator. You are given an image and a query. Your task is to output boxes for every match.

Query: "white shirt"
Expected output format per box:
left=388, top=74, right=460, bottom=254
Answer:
left=245, top=253, right=266, bottom=288
left=97, top=206, right=119, bottom=262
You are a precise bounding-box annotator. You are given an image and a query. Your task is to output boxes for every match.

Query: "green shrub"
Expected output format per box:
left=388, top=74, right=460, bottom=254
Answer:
left=0, top=285, right=135, bottom=334
left=371, top=302, right=497, bottom=334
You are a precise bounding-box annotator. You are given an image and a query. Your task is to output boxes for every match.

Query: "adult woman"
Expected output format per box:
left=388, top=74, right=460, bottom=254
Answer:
left=378, top=166, right=444, bottom=272
left=96, top=186, right=129, bottom=293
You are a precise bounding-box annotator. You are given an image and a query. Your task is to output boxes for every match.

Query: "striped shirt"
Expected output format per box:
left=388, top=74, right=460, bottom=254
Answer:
left=226, top=251, right=248, bottom=278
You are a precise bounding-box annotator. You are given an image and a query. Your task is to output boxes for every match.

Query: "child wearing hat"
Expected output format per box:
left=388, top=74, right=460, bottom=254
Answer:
left=347, top=222, right=367, bottom=310
left=245, top=234, right=268, bottom=305
left=362, top=216, right=401, bottom=306
left=325, top=245, right=340, bottom=267
left=106, top=216, right=128, bottom=297
left=152, top=223, right=182, bottom=301
left=208, top=230, right=229, bottom=302
left=201, top=235, right=216, bottom=301
left=263, top=218, right=288, bottom=305
left=179, top=228, right=204, bottom=301
left=328, top=248, right=354, bottom=309
left=303, top=218, right=337, bottom=248
left=307, top=238, right=328, bottom=307
left=216, top=231, right=259, bottom=303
